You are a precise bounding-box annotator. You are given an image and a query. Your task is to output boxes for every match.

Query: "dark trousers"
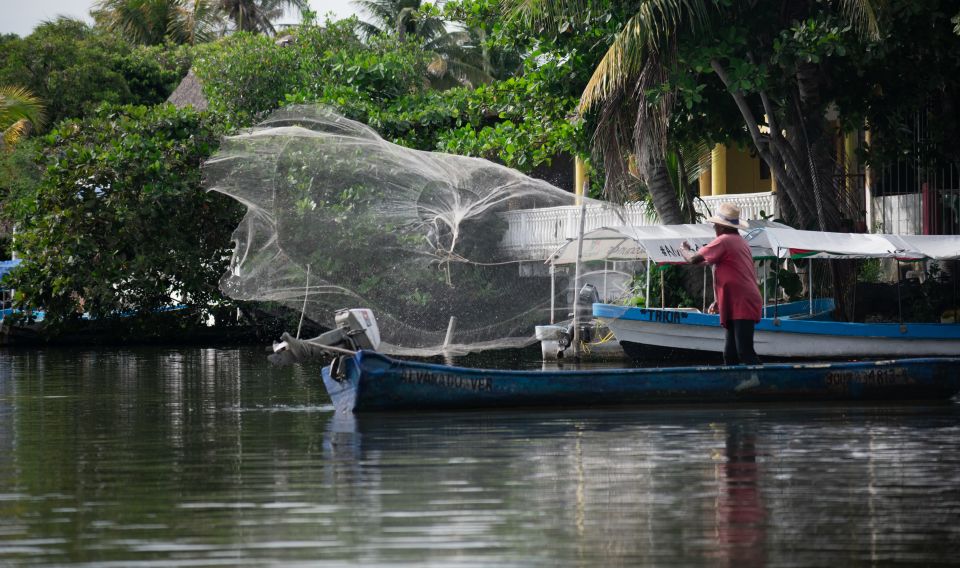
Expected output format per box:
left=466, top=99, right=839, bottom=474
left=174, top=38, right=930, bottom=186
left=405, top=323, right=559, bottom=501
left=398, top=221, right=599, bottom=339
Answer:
left=724, top=319, right=761, bottom=366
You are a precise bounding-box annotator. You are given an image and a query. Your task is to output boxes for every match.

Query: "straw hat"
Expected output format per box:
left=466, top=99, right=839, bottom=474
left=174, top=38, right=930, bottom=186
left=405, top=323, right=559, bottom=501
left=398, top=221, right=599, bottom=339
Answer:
left=707, top=202, right=748, bottom=230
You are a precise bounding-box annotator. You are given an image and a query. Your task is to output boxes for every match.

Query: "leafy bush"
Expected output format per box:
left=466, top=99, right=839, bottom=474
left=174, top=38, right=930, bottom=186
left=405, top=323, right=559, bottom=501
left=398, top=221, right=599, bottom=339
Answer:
left=0, top=19, right=192, bottom=126
left=3, top=104, right=243, bottom=327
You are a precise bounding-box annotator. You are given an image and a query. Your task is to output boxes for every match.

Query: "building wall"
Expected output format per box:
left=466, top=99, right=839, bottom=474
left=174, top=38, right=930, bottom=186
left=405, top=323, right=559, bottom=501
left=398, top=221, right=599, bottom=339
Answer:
left=725, top=147, right=773, bottom=194
left=701, top=145, right=774, bottom=196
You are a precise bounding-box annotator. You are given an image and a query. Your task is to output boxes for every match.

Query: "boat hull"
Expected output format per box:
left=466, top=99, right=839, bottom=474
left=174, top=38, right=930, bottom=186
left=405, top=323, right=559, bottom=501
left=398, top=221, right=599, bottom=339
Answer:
left=321, top=351, right=960, bottom=412
left=595, top=304, right=960, bottom=359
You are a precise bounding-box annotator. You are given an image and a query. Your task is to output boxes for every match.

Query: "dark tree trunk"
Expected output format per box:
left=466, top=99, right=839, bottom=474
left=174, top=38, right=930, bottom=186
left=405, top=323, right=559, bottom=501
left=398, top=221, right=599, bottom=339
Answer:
left=645, top=158, right=685, bottom=225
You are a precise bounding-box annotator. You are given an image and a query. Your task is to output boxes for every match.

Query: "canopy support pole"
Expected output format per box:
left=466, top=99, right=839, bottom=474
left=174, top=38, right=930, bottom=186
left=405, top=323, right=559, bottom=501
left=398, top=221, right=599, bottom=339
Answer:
left=896, top=259, right=903, bottom=325
left=603, top=260, right=608, bottom=301
left=763, top=260, right=768, bottom=317
left=297, top=264, right=311, bottom=339
left=774, top=252, right=781, bottom=320
left=549, top=262, right=556, bottom=324
left=702, top=266, right=708, bottom=312
left=571, top=200, right=587, bottom=360
left=660, top=270, right=665, bottom=308
left=645, top=258, right=651, bottom=307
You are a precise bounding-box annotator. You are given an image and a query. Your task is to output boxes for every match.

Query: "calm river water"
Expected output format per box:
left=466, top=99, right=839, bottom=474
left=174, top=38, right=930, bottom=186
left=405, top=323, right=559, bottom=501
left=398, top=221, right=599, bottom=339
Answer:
left=1, top=347, right=959, bottom=567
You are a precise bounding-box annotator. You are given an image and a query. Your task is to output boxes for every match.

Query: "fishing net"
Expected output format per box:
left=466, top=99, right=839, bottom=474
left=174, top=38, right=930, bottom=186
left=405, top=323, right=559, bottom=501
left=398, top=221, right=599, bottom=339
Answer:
left=205, top=105, right=626, bottom=355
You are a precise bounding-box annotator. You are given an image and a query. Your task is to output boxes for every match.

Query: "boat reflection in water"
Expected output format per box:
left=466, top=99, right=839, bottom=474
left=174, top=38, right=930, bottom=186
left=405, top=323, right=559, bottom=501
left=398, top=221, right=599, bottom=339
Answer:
left=318, top=403, right=960, bottom=566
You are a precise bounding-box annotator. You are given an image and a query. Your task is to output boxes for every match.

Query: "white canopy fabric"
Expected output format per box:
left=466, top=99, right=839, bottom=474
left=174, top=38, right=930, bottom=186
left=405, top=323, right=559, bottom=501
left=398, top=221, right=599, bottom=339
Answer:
left=885, top=234, right=960, bottom=260
left=548, top=221, right=788, bottom=265
left=747, top=228, right=912, bottom=259
left=549, top=223, right=960, bottom=265
left=749, top=229, right=960, bottom=260
left=547, top=224, right=716, bottom=265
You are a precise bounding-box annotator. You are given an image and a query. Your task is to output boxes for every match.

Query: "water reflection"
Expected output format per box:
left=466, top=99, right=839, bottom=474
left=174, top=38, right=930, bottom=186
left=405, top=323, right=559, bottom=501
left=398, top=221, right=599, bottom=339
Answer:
left=0, top=348, right=958, bottom=566
left=317, top=404, right=960, bottom=567
left=709, top=423, right=766, bottom=567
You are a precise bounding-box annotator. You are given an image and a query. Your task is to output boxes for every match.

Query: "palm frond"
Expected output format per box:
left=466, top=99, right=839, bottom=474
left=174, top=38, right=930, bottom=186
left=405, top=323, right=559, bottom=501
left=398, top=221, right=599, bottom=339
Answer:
left=0, top=86, right=46, bottom=131
left=0, top=86, right=46, bottom=148
left=169, top=0, right=222, bottom=44
left=92, top=0, right=174, bottom=44
left=436, top=57, right=494, bottom=88
left=579, top=0, right=712, bottom=114
left=837, top=0, right=881, bottom=40
left=502, top=0, right=586, bottom=31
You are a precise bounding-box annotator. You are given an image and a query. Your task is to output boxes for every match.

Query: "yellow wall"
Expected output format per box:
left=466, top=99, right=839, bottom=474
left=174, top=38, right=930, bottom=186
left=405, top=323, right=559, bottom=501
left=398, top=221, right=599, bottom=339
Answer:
left=724, top=146, right=774, bottom=194
left=701, top=144, right=774, bottom=196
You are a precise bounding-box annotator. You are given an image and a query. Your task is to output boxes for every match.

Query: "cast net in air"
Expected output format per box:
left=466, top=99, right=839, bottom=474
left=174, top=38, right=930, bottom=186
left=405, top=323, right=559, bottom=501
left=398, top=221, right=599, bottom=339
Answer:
left=205, top=105, right=626, bottom=356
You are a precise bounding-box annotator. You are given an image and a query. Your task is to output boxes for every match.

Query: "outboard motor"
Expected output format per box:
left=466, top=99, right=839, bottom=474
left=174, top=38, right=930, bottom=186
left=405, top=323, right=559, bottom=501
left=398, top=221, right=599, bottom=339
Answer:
left=556, top=284, right=600, bottom=357
left=269, top=308, right=381, bottom=366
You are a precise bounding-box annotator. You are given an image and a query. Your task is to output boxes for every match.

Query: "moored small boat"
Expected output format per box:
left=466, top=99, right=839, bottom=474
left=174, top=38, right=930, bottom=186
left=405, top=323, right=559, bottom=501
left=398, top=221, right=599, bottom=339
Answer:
left=320, top=351, right=960, bottom=413
left=595, top=302, right=960, bottom=360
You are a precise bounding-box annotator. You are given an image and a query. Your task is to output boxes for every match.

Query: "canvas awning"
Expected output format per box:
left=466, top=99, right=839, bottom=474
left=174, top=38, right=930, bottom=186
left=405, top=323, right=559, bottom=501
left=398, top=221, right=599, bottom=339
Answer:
left=746, top=229, right=960, bottom=260
left=548, top=221, right=788, bottom=265
left=885, top=234, right=960, bottom=260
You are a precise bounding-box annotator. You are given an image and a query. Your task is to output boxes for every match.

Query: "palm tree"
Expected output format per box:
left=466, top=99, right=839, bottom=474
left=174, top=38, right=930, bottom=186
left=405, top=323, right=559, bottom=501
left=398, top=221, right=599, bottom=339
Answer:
left=217, top=0, right=309, bottom=34
left=353, top=0, right=493, bottom=88
left=507, top=0, right=880, bottom=233
left=93, top=0, right=306, bottom=43
left=92, top=0, right=178, bottom=45
left=353, top=0, right=447, bottom=41
left=92, top=0, right=222, bottom=45
left=169, top=0, right=222, bottom=44
left=0, top=86, right=46, bottom=150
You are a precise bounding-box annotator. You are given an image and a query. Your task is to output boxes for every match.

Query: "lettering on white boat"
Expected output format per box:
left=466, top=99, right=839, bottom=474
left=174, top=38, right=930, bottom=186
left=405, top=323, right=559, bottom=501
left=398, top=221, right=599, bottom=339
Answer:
left=636, top=309, right=690, bottom=324
left=400, top=370, right=493, bottom=392
left=825, top=367, right=910, bottom=387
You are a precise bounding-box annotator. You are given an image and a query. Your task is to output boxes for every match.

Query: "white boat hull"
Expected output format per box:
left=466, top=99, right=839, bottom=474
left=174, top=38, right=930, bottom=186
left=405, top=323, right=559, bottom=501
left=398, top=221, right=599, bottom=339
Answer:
left=595, top=304, right=960, bottom=359
left=605, top=319, right=960, bottom=358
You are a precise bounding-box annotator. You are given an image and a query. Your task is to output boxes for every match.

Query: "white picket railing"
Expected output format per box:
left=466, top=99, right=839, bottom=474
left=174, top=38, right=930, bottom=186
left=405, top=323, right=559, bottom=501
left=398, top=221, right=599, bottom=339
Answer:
left=499, top=192, right=777, bottom=260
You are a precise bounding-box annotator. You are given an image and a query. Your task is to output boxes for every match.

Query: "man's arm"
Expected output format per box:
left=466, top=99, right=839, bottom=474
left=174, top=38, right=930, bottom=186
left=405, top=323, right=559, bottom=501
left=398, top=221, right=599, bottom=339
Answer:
left=681, top=242, right=705, bottom=264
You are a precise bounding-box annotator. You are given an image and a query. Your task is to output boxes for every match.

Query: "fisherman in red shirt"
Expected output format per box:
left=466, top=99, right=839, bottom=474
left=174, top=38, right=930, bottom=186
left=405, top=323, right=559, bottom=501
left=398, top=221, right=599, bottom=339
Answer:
left=681, top=203, right=763, bottom=365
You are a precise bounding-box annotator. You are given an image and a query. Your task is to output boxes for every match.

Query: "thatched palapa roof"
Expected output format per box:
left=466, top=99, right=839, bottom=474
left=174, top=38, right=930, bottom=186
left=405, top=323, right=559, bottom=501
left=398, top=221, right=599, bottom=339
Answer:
left=167, top=69, right=208, bottom=111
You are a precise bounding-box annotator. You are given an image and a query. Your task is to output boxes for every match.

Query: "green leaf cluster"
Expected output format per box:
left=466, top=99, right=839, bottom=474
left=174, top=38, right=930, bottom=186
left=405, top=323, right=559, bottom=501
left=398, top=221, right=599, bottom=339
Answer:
left=2, top=104, right=243, bottom=327
left=194, top=14, right=590, bottom=173
left=0, top=19, right=193, bottom=128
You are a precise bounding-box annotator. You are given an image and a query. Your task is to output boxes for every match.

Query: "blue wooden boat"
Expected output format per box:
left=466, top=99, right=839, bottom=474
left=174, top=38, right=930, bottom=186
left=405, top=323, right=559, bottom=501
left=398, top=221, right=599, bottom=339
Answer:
left=320, top=351, right=960, bottom=412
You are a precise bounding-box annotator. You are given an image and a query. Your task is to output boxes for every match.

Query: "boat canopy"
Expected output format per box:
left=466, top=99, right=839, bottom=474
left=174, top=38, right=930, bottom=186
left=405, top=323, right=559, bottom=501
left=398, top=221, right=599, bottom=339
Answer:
left=885, top=234, right=960, bottom=260
left=547, top=221, right=788, bottom=265
left=748, top=229, right=960, bottom=260
left=550, top=225, right=960, bottom=265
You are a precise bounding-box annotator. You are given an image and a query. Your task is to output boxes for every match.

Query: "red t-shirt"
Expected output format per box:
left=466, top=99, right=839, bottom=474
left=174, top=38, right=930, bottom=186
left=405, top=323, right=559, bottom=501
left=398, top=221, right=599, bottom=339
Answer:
left=698, top=233, right=762, bottom=327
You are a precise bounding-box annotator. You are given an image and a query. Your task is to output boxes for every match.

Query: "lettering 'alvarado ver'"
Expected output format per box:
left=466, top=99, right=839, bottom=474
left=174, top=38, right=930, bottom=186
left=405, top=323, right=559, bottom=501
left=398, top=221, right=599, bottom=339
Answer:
left=825, top=367, right=911, bottom=387
left=400, top=370, right=494, bottom=392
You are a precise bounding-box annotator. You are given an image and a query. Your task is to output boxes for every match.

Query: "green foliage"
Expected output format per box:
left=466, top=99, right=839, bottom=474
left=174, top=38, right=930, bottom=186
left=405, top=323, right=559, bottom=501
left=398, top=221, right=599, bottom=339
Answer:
left=858, top=258, right=884, bottom=283
left=836, top=0, right=960, bottom=166
left=193, top=31, right=303, bottom=126
left=635, top=265, right=697, bottom=309
left=765, top=266, right=803, bottom=302
left=2, top=104, right=243, bottom=327
left=0, top=138, right=43, bottom=256
left=195, top=15, right=587, bottom=173
left=193, top=19, right=429, bottom=127
left=0, top=19, right=193, bottom=127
